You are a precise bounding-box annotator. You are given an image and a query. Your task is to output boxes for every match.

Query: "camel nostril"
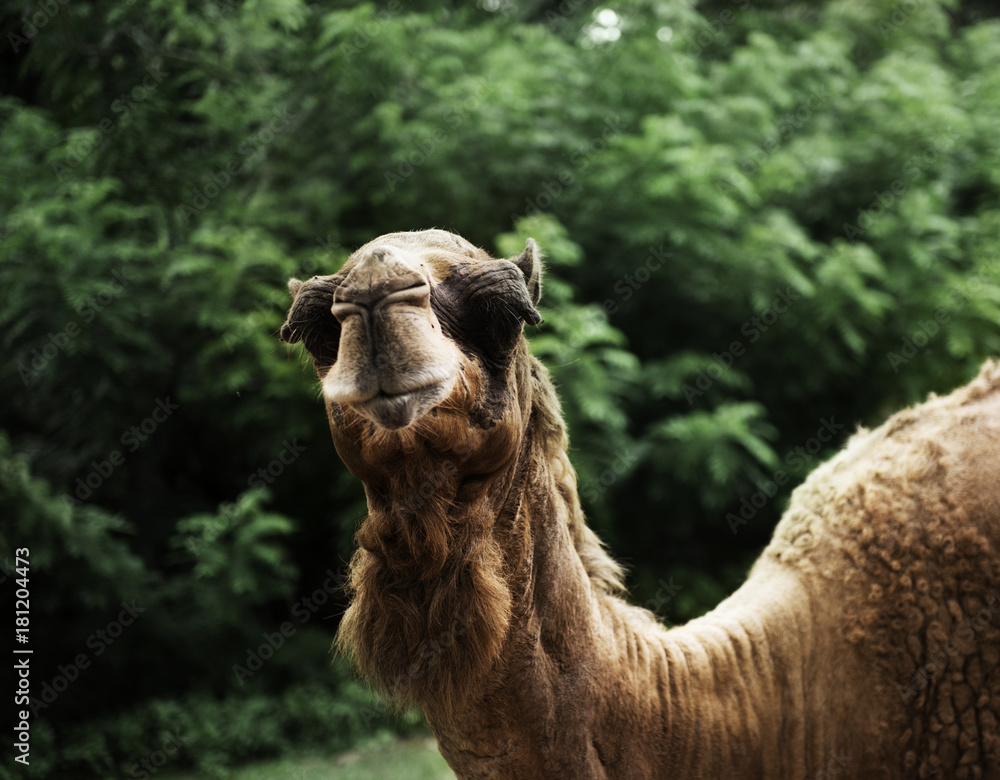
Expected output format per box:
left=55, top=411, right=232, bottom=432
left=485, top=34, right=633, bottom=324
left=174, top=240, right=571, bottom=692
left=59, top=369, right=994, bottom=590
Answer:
left=330, top=299, right=365, bottom=324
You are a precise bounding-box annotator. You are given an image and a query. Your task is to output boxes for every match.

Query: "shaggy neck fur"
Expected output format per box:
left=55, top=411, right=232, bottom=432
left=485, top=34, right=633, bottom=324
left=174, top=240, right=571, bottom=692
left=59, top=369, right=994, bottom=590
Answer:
left=336, top=357, right=848, bottom=779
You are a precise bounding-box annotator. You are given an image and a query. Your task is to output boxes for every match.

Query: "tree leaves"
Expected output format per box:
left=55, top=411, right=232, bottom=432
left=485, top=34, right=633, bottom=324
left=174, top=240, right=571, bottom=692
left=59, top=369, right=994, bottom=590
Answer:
left=3, top=0, right=1000, bottom=772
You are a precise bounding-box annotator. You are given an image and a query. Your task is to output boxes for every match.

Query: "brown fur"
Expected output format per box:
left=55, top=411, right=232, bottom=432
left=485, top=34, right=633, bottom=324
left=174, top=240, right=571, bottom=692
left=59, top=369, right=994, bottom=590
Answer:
left=767, top=361, right=1000, bottom=778
left=281, top=229, right=1000, bottom=779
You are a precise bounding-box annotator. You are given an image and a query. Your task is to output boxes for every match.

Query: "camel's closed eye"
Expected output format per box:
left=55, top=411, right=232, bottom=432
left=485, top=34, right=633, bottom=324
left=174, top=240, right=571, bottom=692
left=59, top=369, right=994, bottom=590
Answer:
left=281, top=236, right=543, bottom=428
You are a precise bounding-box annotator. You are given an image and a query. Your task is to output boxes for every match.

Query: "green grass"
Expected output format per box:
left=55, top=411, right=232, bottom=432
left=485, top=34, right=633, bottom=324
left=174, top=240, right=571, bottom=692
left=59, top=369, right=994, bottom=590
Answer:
left=164, top=735, right=455, bottom=780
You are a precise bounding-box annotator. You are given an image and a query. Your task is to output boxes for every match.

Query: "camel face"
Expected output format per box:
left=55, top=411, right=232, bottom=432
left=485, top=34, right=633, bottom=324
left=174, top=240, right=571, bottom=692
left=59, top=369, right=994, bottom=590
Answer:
left=321, top=241, right=464, bottom=430
left=281, top=229, right=542, bottom=434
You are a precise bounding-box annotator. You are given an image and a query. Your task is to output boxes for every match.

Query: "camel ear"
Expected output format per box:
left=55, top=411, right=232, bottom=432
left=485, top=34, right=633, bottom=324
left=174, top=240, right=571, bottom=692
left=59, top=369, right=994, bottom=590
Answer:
left=278, top=275, right=342, bottom=365
left=512, top=238, right=542, bottom=306
left=279, top=278, right=305, bottom=343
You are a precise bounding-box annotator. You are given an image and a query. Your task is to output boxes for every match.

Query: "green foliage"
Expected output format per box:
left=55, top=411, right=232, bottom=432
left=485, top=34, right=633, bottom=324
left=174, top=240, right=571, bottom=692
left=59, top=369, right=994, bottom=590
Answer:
left=164, top=736, right=453, bottom=780
left=650, top=401, right=779, bottom=510
left=171, top=488, right=297, bottom=600
left=0, top=432, right=153, bottom=610
left=43, top=666, right=417, bottom=780
left=499, top=215, right=641, bottom=505
left=3, top=0, right=1000, bottom=775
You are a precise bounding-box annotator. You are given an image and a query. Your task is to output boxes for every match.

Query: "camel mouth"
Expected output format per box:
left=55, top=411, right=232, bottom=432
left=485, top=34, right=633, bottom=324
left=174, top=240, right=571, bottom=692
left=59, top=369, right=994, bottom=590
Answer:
left=350, top=379, right=455, bottom=430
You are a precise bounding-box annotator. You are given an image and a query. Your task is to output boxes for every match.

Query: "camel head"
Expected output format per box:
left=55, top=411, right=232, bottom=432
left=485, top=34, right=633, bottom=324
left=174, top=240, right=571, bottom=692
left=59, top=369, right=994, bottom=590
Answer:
left=280, top=229, right=543, bottom=479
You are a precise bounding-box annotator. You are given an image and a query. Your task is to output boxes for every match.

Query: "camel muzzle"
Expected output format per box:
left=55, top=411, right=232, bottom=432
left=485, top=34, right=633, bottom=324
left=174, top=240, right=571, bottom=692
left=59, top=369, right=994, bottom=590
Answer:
left=320, top=245, right=462, bottom=429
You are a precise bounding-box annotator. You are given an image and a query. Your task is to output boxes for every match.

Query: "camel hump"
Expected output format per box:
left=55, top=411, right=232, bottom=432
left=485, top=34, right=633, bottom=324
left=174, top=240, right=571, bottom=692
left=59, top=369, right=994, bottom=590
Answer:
left=770, top=359, right=1000, bottom=567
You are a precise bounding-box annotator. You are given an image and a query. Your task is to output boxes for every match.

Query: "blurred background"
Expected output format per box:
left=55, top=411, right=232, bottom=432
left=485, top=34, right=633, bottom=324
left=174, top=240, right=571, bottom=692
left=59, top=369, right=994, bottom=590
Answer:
left=2, top=0, right=1000, bottom=777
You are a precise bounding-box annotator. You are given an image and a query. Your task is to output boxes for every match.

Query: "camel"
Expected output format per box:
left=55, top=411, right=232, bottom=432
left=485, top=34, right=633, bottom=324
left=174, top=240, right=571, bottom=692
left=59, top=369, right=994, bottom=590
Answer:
left=280, top=228, right=1000, bottom=779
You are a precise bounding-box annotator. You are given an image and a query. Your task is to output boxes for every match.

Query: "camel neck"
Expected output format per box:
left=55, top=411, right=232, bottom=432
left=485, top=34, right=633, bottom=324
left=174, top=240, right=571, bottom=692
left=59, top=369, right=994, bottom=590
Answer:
left=430, top=534, right=826, bottom=779
left=643, top=565, right=818, bottom=778
left=345, top=415, right=828, bottom=778
left=335, top=422, right=537, bottom=719
left=422, top=433, right=612, bottom=774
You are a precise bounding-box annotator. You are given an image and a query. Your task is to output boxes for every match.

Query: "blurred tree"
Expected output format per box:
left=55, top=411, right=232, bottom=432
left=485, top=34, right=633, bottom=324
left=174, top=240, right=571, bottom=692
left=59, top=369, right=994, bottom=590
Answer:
left=1, top=0, right=999, bottom=775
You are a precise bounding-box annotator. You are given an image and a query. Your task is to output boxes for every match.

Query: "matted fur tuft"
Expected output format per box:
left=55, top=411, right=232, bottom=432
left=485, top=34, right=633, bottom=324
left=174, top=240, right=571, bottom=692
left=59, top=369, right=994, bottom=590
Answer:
left=530, top=357, right=626, bottom=594
left=332, top=365, right=520, bottom=713
left=333, top=354, right=626, bottom=713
